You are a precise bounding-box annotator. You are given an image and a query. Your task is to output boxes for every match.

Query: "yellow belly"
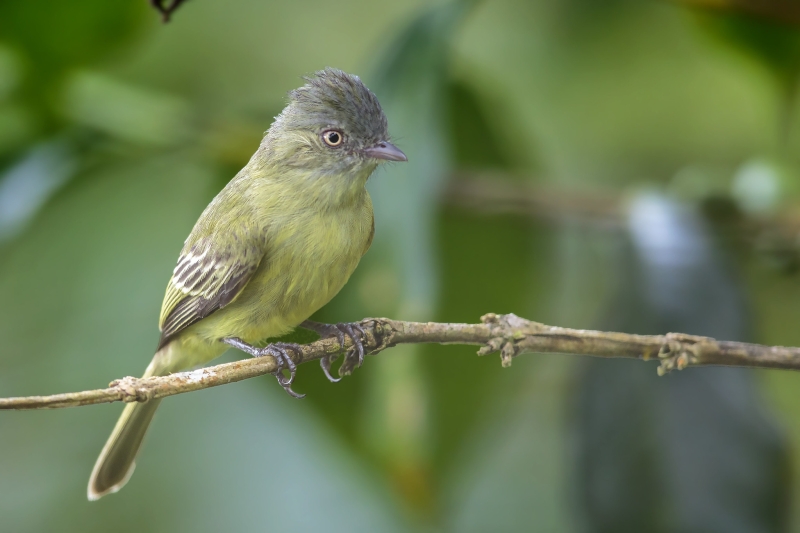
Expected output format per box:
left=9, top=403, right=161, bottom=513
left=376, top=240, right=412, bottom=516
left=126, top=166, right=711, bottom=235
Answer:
left=174, top=199, right=372, bottom=368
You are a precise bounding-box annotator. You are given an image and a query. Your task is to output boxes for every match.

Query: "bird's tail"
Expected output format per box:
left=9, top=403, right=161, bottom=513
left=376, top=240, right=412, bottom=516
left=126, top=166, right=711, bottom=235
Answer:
left=87, top=346, right=176, bottom=501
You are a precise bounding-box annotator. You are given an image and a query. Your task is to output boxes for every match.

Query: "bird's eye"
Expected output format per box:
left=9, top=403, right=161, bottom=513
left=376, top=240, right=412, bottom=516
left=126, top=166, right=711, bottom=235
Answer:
left=322, top=130, right=344, bottom=147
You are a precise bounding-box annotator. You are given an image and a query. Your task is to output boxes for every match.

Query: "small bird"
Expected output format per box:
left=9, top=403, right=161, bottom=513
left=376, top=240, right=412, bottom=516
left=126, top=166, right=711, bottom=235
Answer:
left=87, top=68, right=406, bottom=500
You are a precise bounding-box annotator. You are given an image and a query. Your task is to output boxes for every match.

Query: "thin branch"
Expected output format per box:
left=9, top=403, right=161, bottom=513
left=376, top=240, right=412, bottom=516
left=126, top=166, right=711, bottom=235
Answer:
left=442, top=173, right=624, bottom=229
left=3, top=313, right=800, bottom=410
left=150, top=0, right=187, bottom=23
left=442, top=173, right=800, bottom=262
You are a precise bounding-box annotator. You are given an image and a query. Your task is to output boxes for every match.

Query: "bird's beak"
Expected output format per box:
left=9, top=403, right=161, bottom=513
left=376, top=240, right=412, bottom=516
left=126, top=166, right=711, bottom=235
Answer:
left=363, top=141, right=407, bottom=162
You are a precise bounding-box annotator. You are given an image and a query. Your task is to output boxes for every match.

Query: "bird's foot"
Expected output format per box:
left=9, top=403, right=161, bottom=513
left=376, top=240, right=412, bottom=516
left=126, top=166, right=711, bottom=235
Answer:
left=223, top=338, right=305, bottom=398
left=261, top=343, right=305, bottom=398
left=300, top=320, right=367, bottom=381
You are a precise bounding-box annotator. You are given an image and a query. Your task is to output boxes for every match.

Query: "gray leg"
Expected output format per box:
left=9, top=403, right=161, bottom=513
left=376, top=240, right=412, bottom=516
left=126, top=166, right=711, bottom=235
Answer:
left=301, top=320, right=367, bottom=381
left=223, top=337, right=305, bottom=399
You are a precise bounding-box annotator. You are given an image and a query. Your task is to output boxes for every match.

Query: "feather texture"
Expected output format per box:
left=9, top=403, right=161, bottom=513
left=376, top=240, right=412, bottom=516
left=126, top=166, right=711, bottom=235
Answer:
left=157, top=234, right=265, bottom=350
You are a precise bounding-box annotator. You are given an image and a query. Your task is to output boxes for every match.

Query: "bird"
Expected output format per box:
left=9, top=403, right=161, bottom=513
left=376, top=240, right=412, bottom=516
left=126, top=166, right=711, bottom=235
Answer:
left=87, top=68, right=407, bottom=500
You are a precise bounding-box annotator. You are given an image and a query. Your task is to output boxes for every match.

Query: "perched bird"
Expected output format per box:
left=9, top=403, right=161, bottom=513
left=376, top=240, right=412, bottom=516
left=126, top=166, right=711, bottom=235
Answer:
left=87, top=68, right=406, bottom=500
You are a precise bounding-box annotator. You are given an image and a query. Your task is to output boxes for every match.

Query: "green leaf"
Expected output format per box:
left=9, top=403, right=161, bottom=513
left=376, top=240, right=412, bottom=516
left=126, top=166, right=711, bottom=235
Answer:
left=688, top=6, right=800, bottom=97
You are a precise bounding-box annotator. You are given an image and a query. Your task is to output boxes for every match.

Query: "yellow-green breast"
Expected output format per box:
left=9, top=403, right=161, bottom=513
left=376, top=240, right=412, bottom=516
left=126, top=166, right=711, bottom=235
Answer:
left=166, top=176, right=374, bottom=368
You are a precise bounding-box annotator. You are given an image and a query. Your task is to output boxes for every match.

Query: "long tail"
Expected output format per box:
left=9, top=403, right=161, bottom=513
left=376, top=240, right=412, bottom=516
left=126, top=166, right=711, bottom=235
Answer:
left=87, top=347, right=175, bottom=500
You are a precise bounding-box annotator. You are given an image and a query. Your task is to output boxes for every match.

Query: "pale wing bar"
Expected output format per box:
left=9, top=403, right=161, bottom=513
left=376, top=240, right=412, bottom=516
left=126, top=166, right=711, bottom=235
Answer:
left=156, top=238, right=264, bottom=350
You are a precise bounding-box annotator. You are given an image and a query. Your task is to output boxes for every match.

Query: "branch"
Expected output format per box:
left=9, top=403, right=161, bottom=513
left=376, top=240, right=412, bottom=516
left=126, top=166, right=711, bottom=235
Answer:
left=442, top=174, right=624, bottom=229
left=3, top=314, right=800, bottom=410
left=150, top=0, right=187, bottom=23
left=443, top=174, right=800, bottom=262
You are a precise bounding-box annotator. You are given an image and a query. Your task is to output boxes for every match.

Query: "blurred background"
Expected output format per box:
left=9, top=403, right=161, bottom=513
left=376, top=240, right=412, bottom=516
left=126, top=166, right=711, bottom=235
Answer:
left=3, top=0, right=800, bottom=531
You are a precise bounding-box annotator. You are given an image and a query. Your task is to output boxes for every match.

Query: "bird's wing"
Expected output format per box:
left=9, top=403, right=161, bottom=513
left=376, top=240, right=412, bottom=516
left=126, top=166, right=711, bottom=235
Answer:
left=156, top=235, right=265, bottom=350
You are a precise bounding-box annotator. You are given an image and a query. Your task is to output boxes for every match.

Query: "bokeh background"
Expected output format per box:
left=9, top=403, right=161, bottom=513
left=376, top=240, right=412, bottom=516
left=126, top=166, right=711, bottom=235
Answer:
left=3, top=0, right=800, bottom=531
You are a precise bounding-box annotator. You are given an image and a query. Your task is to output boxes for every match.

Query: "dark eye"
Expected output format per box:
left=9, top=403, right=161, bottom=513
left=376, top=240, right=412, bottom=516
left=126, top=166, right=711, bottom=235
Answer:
left=322, top=130, right=344, bottom=147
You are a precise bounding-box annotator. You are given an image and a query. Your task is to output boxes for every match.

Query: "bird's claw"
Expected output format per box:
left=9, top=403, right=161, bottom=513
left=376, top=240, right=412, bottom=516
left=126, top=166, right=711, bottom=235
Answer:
left=222, top=338, right=305, bottom=398
left=260, top=343, right=305, bottom=398
left=320, top=354, right=342, bottom=383
left=301, top=320, right=368, bottom=380
left=339, top=322, right=367, bottom=368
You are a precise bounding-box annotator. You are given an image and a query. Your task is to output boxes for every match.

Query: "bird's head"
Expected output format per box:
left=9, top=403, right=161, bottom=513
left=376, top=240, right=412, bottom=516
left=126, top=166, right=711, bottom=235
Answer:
left=264, top=68, right=406, bottom=179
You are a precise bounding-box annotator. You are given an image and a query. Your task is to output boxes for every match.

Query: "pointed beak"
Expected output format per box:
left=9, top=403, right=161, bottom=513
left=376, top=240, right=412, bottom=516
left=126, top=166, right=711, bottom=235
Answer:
left=363, top=141, right=407, bottom=162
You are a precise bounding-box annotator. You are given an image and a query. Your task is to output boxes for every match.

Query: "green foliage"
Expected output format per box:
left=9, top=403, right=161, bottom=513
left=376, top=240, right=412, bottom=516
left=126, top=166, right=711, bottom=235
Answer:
left=689, top=8, right=800, bottom=96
